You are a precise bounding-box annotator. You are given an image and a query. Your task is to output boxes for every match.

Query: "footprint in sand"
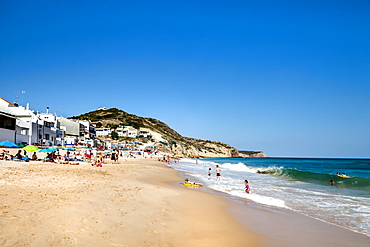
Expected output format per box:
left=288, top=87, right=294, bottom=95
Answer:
left=101, top=231, right=110, bottom=238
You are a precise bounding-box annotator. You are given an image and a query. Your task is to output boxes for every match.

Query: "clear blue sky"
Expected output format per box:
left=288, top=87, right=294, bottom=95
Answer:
left=1, top=0, right=369, bottom=158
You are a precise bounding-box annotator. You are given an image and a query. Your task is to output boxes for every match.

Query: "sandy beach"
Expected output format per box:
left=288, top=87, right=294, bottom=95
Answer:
left=1, top=156, right=369, bottom=246
left=0, top=156, right=263, bottom=246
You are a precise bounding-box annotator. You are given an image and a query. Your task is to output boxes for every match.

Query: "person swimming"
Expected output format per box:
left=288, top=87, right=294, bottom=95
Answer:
left=257, top=170, right=268, bottom=174
left=337, top=173, right=351, bottom=178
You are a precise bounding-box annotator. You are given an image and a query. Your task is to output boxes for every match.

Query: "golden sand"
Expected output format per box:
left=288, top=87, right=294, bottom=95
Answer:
left=0, top=158, right=262, bottom=246
left=2, top=154, right=369, bottom=247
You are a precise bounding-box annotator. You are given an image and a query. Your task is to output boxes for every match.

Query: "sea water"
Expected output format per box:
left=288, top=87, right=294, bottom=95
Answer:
left=170, top=157, right=370, bottom=237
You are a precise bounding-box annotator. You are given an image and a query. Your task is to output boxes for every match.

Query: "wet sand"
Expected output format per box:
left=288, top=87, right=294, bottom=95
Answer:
left=176, top=170, right=370, bottom=247
left=228, top=198, right=370, bottom=246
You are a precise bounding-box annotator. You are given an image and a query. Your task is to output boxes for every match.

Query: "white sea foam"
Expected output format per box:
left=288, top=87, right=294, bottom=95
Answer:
left=216, top=186, right=288, bottom=208
left=171, top=159, right=289, bottom=209
left=171, top=158, right=370, bottom=237
left=221, top=162, right=255, bottom=172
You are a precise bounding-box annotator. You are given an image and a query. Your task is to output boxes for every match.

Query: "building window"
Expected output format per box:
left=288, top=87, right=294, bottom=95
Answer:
left=45, top=134, right=50, bottom=140
left=0, top=115, right=16, bottom=130
left=21, top=129, right=29, bottom=135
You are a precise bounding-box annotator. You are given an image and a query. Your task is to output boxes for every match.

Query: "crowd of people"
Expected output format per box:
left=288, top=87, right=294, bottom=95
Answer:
left=0, top=150, right=37, bottom=162
left=0, top=148, right=157, bottom=165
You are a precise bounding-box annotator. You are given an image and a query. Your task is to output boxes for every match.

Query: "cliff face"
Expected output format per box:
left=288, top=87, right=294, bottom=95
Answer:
left=238, top=151, right=267, bottom=158
left=70, top=108, right=262, bottom=158
left=166, top=137, right=240, bottom=158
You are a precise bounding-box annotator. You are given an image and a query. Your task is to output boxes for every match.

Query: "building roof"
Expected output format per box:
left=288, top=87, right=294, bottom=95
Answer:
left=0, top=97, right=16, bottom=107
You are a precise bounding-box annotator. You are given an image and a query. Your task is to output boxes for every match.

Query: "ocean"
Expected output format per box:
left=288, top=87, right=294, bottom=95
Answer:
left=170, top=157, right=370, bottom=237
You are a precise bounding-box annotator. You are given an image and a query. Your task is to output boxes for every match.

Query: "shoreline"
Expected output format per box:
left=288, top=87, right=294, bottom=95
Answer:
left=173, top=167, right=370, bottom=246
left=1, top=157, right=369, bottom=246
left=227, top=197, right=370, bottom=246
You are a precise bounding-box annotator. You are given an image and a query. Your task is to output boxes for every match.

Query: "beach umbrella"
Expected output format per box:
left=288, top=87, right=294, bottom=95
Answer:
left=23, top=145, right=39, bottom=151
left=16, top=143, right=26, bottom=148
left=38, top=148, right=53, bottom=153
left=49, top=147, right=58, bottom=151
left=0, top=140, right=18, bottom=148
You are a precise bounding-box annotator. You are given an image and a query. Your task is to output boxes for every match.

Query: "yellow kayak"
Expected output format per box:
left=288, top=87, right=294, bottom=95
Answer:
left=182, top=182, right=202, bottom=187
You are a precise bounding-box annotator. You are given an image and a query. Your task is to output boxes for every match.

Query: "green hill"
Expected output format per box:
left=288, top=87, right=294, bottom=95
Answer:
left=69, top=108, right=240, bottom=157
left=69, top=107, right=183, bottom=140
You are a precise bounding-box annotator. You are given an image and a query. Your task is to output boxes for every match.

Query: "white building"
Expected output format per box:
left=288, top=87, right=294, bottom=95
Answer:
left=115, top=127, right=127, bottom=137
left=34, top=116, right=56, bottom=146
left=114, top=126, right=138, bottom=138
left=58, top=118, right=80, bottom=145
left=72, top=120, right=97, bottom=146
left=0, top=97, right=100, bottom=147
left=0, top=98, right=56, bottom=145
left=96, top=128, right=112, bottom=137
left=138, top=128, right=153, bottom=139
left=74, top=120, right=96, bottom=140
left=0, top=110, right=17, bottom=143
left=0, top=98, right=24, bottom=143
left=127, top=128, right=138, bottom=138
left=38, top=112, right=63, bottom=146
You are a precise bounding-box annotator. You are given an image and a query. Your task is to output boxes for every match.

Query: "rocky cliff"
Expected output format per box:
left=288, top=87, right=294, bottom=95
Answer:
left=166, top=137, right=240, bottom=158
left=238, top=151, right=267, bottom=158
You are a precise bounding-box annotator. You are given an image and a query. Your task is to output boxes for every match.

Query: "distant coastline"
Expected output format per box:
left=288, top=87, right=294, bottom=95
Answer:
left=238, top=150, right=267, bottom=157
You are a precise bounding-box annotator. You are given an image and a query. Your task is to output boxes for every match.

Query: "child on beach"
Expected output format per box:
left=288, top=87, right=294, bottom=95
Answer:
left=244, top=180, right=251, bottom=194
left=208, top=168, right=212, bottom=179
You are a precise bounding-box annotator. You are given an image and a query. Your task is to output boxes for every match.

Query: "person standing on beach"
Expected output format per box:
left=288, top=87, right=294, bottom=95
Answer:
left=208, top=168, right=212, bottom=179
left=216, top=165, right=221, bottom=181
left=115, top=150, right=119, bottom=163
left=111, top=150, right=116, bottom=163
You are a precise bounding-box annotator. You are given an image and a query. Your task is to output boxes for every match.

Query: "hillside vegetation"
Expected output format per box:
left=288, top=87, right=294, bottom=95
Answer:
left=69, top=108, right=240, bottom=157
